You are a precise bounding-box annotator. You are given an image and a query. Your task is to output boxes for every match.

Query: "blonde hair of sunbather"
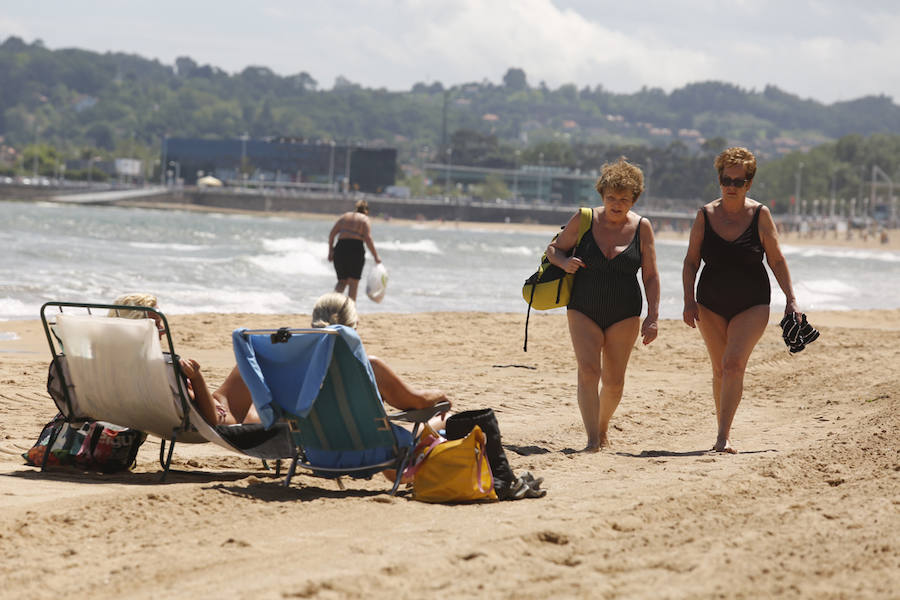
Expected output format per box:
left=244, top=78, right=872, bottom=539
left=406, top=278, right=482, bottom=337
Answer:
left=108, top=293, right=158, bottom=320
left=108, top=292, right=166, bottom=337
left=311, top=292, right=359, bottom=329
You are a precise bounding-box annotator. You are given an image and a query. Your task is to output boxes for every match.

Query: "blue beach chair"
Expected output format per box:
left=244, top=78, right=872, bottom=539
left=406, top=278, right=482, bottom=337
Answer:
left=233, top=325, right=448, bottom=495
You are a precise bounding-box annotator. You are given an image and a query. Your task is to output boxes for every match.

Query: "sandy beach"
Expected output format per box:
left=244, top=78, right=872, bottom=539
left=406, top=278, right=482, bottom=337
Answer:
left=1, top=306, right=898, bottom=599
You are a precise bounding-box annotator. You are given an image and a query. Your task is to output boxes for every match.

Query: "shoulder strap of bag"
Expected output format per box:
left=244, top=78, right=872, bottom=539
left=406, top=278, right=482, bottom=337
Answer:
left=523, top=207, right=593, bottom=353
left=575, top=206, right=593, bottom=245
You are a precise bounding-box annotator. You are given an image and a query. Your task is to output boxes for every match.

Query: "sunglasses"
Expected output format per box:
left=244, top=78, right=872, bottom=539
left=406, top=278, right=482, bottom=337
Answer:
left=720, top=175, right=750, bottom=188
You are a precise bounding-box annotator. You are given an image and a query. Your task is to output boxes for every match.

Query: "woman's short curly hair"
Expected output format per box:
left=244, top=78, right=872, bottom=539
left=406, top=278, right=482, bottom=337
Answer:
left=714, top=147, right=757, bottom=181
left=594, top=157, right=644, bottom=202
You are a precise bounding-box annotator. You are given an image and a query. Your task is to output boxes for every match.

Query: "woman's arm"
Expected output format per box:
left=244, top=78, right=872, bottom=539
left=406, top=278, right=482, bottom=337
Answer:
left=682, top=209, right=706, bottom=327
left=327, top=217, right=342, bottom=263
left=178, top=358, right=219, bottom=425
left=639, top=218, right=660, bottom=344
left=758, top=206, right=799, bottom=315
left=546, top=210, right=587, bottom=273
left=369, top=356, right=448, bottom=411
left=361, top=216, right=381, bottom=263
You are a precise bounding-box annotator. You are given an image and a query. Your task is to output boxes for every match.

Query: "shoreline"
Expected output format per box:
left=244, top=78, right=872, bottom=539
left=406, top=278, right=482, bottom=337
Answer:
left=119, top=198, right=900, bottom=251
left=7, top=194, right=900, bottom=250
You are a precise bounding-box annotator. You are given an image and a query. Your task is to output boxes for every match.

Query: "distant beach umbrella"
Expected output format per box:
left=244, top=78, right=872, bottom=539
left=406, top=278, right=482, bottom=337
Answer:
left=197, top=175, right=223, bottom=187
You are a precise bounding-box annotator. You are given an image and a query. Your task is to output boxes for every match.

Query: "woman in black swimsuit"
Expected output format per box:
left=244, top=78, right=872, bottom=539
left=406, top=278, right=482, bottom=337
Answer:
left=328, top=200, right=382, bottom=301
left=682, top=147, right=800, bottom=453
left=546, top=158, right=660, bottom=452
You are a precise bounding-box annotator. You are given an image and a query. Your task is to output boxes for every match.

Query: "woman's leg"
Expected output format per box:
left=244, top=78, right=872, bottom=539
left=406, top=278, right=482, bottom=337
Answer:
left=714, top=305, right=769, bottom=452
left=696, top=307, right=728, bottom=424
left=596, top=317, right=640, bottom=446
left=346, top=278, right=360, bottom=301
left=567, top=310, right=605, bottom=451
left=213, top=366, right=260, bottom=425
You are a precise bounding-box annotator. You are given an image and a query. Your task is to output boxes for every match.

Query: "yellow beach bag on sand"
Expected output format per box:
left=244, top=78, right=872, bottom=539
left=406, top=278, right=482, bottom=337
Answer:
left=412, top=425, right=498, bottom=503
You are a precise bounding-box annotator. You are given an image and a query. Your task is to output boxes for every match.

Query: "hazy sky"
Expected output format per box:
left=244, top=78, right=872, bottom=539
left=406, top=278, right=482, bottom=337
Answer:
left=2, top=0, right=898, bottom=104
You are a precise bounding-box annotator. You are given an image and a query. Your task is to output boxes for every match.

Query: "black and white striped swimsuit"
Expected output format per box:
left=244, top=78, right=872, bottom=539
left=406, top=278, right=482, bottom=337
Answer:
left=567, top=218, right=644, bottom=329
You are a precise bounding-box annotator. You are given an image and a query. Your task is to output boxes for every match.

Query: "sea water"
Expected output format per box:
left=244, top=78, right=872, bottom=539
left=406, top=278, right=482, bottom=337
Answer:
left=1, top=200, right=899, bottom=323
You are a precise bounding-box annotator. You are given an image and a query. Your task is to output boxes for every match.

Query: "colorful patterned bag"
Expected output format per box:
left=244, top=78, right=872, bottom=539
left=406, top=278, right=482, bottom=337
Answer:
left=24, top=414, right=146, bottom=473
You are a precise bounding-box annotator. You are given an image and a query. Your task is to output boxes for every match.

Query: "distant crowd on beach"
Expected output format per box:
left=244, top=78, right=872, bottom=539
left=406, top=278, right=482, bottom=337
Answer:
left=658, top=216, right=894, bottom=246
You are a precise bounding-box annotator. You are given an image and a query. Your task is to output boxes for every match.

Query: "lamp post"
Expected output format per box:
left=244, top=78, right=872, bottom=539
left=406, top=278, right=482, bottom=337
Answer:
left=794, top=161, right=804, bottom=218
left=344, top=143, right=353, bottom=194
left=513, top=150, right=520, bottom=202
left=872, top=164, right=894, bottom=223
left=538, top=152, right=544, bottom=202
left=445, top=147, right=453, bottom=194
left=32, top=124, right=39, bottom=179
left=160, top=134, right=168, bottom=186
left=328, top=140, right=336, bottom=193
left=240, top=132, right=249, bottom=187
left=168, top=160, right=181, bottom=187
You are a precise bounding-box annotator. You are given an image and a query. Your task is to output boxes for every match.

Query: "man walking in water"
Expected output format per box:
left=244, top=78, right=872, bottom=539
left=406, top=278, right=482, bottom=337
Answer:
left=327, top=199, right=382, bottom=301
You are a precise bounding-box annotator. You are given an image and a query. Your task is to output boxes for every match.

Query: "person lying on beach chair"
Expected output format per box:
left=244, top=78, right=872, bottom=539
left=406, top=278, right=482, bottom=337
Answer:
left=110, top=293, right=260, bottom=427
left=301, top=293, right=545, bottom=497
left=309, top=293, right=451, bottom=432
left=113, top=293, right=447, bottom=430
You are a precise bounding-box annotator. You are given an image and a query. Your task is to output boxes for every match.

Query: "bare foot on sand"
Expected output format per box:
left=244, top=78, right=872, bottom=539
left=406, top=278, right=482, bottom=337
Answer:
left=712, top=439, right=737, bottom=454
left=581, top=434, right=611, bottom=453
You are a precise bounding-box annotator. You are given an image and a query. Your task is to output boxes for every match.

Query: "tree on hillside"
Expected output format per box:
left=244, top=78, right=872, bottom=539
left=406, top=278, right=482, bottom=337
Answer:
left=503, top=68, right=528, bottom=91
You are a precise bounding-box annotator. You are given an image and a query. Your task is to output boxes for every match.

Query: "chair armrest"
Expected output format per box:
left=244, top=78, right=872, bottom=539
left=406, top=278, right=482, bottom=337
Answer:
left=387, top=400, right=451, bottom=424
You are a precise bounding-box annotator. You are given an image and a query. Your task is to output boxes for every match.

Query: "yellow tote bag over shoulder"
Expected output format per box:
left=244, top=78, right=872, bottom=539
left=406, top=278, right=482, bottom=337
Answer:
left=522, top=207, right=593, bottom=310
left=521, top=207, right=593, bottom=351
left=412, top=425, right=498, bottom=503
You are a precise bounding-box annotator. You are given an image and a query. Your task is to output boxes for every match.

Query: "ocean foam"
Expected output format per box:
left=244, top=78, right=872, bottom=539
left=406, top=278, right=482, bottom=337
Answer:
left=0, top=298, right=36, bottom=320
left=130, top=241, right=208, bottom=252
left=781, top=245, right=900, bottom=263
left=377, top=239, right=442, bottom=254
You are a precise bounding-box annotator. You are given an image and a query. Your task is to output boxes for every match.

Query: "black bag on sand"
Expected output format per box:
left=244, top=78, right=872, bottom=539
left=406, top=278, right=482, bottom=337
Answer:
left=445, top=409, right=533, bottom=500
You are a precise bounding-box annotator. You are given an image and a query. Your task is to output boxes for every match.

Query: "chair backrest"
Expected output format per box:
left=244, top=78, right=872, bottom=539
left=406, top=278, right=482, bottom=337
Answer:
left=49, top=312, right=190, bottom=440
left=233, top=326, right=400, bottom=471
left=295, top=334, right=396, bottom=453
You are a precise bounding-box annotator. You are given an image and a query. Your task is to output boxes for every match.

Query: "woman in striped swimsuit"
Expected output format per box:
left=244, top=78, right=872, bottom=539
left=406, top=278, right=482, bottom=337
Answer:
left=546, top=158, right=661, bottom=452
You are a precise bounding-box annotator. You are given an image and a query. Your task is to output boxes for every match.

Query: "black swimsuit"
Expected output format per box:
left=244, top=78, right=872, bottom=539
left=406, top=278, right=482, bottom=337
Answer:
left=333, top=238, right=365, bottom=280
left=697, top=205, right=770, bottom=321
left=567, top=217, right=644, bottom=329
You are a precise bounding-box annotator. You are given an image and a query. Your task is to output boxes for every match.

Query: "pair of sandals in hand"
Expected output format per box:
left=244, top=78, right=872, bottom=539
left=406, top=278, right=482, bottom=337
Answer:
left=779, top=313, right=820, bottom=353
